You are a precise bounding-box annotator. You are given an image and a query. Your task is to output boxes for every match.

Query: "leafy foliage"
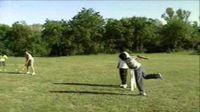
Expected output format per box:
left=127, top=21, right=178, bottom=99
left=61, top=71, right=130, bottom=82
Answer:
left=0, top=8, right=199, bottom=56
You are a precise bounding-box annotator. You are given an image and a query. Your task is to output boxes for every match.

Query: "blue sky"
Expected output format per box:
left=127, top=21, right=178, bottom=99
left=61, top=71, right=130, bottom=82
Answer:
left=0, top=0, right=199, bottom=25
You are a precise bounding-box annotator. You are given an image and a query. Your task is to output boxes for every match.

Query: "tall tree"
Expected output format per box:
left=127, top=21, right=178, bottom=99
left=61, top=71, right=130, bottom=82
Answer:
left=130, top=17, right=158, bottom=51
left=42, top=19, right=71, bottom=56
left=120, top=18, right=135, bottom=51
left=69, top=8, right=105, bottom=54
left=29, top=24, right=48, bottom=56
left=142, top=19, right=162, bottom=52
left=161, top=8, right=194, bottom=51
left=161, top=8, right=175, bottom=22
left=7, top=21, right=32, bottom=56
left=190, top=22, right=200, bottom=51
left=103, top=18, right=124, bottom=53
left=0, top=24, right=11, bottom=54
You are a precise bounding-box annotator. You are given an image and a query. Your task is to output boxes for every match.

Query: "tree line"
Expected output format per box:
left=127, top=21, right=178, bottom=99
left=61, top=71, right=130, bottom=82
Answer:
left=0, top=7, right=199, bottom=56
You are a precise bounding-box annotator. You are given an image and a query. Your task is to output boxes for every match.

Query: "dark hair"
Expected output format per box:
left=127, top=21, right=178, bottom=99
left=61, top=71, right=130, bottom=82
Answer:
left=119, top=52, right=127, bottom=60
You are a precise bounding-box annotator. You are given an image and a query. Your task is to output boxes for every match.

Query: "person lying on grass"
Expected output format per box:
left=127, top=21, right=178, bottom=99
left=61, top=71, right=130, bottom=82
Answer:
left=119, top=52, right=163, bottom=96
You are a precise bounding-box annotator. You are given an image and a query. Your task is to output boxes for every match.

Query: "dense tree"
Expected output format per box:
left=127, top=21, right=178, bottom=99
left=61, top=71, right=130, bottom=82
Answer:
left=0, top=7, right=199, bottom=56
left=142, top=19, right=163, bottom=53
left=161, top=8, right=195, bottom=52
left=29, top=24, right=48, bottom=56
left=190, top=22, right=200, bottom=51
left=120, top=17, right=135, bottom=50
left=161, top=8, right=175, bottom=22
left=103, top=18, right=124, bottom=53
left=0, top=24, right=11, bottom=54
left=69, top=8, right=105, bottom=54
left=6, top=21, right=33, bottom=56
left=129, top=17, right=161, bottom=52
left=42, top=19, right=72, bottom=56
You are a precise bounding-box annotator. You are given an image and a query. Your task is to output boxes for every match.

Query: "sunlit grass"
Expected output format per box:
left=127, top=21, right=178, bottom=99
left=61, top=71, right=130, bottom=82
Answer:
left=0, top=53, right=199, bottom=112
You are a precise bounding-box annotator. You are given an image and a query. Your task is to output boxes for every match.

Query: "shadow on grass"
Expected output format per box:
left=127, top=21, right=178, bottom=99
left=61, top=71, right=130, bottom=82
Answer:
left=0, top=71, right=24, bottom=74
left=49, top=90, right=139, bottom=96
left=53, top=82, right=119, bottom=88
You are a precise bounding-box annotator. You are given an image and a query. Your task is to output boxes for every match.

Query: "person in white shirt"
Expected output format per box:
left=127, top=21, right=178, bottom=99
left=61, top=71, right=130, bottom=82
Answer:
left=25, top=51, right=35, bottom=75
left=117, top=57, right=128, bottom=88
left=117, top=48, right=133, bottom=89
left=119, top=52, right=163, bottom=96
left=0, top=54, right=8, bottom=71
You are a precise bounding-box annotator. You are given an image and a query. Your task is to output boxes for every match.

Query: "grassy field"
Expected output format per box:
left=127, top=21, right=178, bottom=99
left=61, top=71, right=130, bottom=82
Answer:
left=0, top=53, right=199, bottom=112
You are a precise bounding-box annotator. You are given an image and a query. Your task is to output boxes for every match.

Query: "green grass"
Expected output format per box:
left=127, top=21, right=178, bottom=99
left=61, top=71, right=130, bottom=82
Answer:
left=0, top=53, right=199, bottom=112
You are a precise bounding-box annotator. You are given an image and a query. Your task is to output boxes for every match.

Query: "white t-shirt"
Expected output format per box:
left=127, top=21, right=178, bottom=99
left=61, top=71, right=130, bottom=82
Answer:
left=124, top=51, right=131, bottom=58
left=126, top=57, right=141, bottom=69
left=118, top=51, right=130, bottom=69
left=0, top=55, right=8, bottom=61
left=26, top=53, right=34, bottom=61
left=118, top=59, right=128, bottom=69
left=121, top=51, right=141, bottom=69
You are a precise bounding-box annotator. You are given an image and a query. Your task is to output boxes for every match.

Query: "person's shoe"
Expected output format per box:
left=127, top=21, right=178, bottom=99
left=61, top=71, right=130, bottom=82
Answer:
left=158, top=73, right=163, bottom=80
left=121, top=84, right=127, bottom=88
left=120, top=84, right=127, bottom=88
left=139, top=92, right=147, bottom=96
left=32, top=72, right=36, bottom=75
left=26, top=72, right=30, bottom=74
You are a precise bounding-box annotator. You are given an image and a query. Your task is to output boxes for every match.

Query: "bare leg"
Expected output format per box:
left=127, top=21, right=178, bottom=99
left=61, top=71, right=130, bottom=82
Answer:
left=26, top=66, right=30, bottom=74
left=31, top=64, right=35, bottom=75
left=31, top=66, right=35, bottom=72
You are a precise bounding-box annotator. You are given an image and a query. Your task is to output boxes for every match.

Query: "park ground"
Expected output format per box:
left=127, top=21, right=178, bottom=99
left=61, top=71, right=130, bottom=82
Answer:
left=0, top=53, right=199, bottom=112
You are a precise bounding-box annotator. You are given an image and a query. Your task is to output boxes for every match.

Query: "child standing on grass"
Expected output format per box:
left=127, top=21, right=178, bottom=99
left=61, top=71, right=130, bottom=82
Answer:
left=25, top=51, right=35, bottom=75
left=117, top=48, right=131, bottom=88
left=119, top=52, right=163, bottom=96
left=0, top=54, right=8, bottom=71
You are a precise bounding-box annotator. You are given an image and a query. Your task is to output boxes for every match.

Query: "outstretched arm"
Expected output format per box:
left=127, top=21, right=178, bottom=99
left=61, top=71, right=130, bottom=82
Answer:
left=136, top=55, right=149, bottom=60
